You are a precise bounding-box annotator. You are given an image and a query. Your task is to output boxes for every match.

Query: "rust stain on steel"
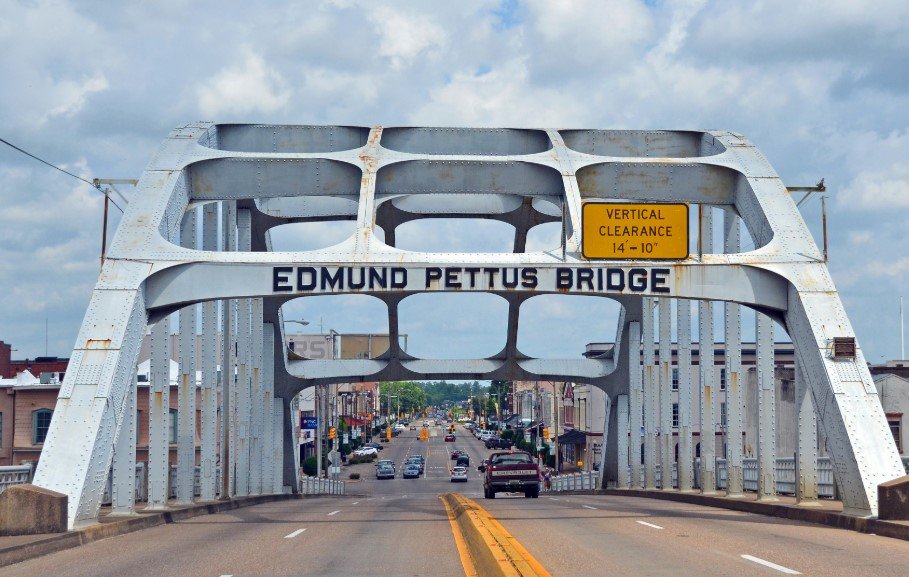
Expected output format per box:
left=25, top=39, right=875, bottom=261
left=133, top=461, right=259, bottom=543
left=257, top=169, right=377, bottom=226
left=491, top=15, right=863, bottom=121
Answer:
left=85, top=338, right=112, bottom=349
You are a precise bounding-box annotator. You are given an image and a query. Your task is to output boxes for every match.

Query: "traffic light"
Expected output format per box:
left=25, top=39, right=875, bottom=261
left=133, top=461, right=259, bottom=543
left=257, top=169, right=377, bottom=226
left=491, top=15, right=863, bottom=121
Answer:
left=328, top=426, right=337, bottom=440
left=542, top=427, right=550, bottom=440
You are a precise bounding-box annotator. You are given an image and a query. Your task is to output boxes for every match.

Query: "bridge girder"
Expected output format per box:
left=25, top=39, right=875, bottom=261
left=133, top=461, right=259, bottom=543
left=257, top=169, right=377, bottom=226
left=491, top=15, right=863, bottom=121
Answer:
left=30, top=123, right=903, bottom=527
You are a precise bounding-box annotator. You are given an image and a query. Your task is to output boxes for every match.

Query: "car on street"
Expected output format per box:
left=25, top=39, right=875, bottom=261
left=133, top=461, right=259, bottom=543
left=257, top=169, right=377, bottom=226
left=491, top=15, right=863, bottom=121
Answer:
left=402, top=464, right=421, bottom=479
left=410, top=425, right=417, bottom=430
left=450, top=449, right=463, bottom=460
left=375, top=459, right=395, bottom=471
left=485, top=437, right=513, bottom=449
left=354, top=446, right=379, bottom=457
left=444, top=434, right=455, bottom=442
left=450, top=466, right=468, bottom=482
left=456, top=454, right=470, bottom=467
left=479, top=450, right=540, bottom=499
left=363, top=443, right=383, bottom=452
left=404, top=457, right=424, bottom=474
left=376, top=464, right=395, bottom=479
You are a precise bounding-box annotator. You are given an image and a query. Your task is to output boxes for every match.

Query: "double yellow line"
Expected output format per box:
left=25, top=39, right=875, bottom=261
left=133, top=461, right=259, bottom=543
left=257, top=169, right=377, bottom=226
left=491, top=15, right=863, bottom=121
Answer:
left=441, top=493, right=552, bottom=577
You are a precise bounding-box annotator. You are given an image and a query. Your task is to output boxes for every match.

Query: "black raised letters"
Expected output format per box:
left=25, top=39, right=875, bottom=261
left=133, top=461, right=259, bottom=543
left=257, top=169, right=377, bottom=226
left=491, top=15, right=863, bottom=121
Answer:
left=273, top=267, right=293, bottom=292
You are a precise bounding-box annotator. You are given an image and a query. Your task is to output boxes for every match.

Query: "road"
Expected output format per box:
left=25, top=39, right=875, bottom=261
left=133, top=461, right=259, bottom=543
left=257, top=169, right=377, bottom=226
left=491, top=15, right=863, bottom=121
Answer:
left=1, top=423, right=907, bottom=576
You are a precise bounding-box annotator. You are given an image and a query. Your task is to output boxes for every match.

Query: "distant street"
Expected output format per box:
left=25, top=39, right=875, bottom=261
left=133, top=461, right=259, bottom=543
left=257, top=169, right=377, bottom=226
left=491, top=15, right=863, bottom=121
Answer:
left=2, top=423, right=907, bottom=577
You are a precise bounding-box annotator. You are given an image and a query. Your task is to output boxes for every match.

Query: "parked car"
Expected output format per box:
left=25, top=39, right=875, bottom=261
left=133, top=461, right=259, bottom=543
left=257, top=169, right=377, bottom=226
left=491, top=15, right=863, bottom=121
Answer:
left=376, top=464, right=395, bottom=479
left=402, top=464, right=421, bottom=479
left=405, top=456, right=424, bottom=474
left=450, top=466, right=468, bottom=482
left=410, top=425, right=417, bottom=430
left=485, top=437, right=513, bottom=449
left=354, top=446, right=379, bottom=457
left=444, top=434, right=455, bottom=442
left=364, top=443, right=384, bottom=452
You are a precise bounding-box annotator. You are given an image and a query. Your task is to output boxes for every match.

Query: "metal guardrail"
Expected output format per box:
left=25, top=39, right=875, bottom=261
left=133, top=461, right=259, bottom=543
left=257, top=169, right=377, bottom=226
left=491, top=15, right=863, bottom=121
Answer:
left=298, top=476, right=345, bottom=495
left=0, top=464, right=33, bottom=494
left=546, top=471, right=600, bottom=492
left=618, top=457, right=842, bottom=497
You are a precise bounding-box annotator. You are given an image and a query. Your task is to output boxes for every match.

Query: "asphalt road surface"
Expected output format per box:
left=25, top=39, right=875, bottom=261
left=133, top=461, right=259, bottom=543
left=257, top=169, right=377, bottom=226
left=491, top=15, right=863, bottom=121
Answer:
left=2, top=423, right=907, bottom=576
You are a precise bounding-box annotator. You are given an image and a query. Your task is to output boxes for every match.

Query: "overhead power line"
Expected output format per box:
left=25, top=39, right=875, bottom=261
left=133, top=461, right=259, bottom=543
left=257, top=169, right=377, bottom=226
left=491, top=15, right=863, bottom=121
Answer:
left=0, top=136, right=123, bottom=212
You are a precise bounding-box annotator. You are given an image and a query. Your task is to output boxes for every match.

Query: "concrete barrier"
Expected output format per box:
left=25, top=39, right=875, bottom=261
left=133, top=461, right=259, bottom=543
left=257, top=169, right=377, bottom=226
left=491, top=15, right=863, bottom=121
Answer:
left=0, top=484, right=67, bottom=535
left=878, top=475, right=909, bottom=521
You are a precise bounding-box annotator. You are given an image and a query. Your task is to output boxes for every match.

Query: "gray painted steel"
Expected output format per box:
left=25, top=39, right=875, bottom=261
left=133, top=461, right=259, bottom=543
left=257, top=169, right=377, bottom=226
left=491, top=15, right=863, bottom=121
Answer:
left=28, top=123, right=904, bottom=527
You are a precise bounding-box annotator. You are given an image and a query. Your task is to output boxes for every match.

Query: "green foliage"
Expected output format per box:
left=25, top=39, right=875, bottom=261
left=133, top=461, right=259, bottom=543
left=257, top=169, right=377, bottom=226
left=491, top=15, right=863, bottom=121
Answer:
left=302, top=456, right=320, bottom=477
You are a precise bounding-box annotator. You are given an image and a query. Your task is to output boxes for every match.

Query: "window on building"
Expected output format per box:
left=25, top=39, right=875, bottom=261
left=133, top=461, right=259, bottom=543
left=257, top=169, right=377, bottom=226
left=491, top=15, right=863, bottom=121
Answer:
left=169, top=408, right=178, bottom=444
left=720, top=402, right=727, bottom=428
left=888, top=417, right=902, bottom=453
left=672, top=403, right=679, bottom=428
left=719, top=368, right=727, bottom=391
left=671, top=368, right=679, bottom=390
left=33, top=409, right=53, bottom=444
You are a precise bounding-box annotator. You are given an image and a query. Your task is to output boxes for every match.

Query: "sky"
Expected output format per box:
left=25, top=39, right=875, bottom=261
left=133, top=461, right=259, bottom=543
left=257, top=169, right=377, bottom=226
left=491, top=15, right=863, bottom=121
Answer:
left=0, top=0, right=907, bottom=364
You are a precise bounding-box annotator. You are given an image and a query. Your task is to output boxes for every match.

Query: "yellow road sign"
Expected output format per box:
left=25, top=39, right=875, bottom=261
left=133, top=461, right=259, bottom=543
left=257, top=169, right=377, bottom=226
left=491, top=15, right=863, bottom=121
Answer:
left=582, top=203, right=688, bottom=260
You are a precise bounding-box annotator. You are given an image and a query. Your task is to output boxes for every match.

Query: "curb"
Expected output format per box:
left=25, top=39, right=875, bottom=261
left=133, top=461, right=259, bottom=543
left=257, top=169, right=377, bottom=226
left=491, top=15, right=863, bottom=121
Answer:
left=0, top=493, right=302, bottom=568
left=552, top=489, right=909, bottom=542
left=441, top=493, right=551, bottom=577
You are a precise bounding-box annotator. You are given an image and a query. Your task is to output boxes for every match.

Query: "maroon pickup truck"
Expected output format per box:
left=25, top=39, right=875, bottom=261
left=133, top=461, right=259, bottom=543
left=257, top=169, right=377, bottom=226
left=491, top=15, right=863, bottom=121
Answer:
left=478, top=450, right=541, bottom=499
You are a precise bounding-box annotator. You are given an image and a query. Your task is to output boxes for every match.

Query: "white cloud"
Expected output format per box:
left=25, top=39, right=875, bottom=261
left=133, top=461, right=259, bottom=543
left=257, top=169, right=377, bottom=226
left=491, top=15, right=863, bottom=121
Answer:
left=196, top=50, right=290, bottom=116
left=368, top=6, right=447, bottom=70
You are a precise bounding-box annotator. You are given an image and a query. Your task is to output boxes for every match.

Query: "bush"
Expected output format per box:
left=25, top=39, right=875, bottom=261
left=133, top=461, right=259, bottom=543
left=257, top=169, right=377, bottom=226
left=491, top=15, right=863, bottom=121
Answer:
left=349, top=473, right=361, bottom=480
left=302, top=456, right=319, bottom=477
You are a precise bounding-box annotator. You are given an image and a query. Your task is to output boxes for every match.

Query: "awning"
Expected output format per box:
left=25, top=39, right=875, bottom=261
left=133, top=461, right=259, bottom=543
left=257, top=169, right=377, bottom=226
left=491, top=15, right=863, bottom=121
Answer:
left=557, top=429, right=587, bottom=445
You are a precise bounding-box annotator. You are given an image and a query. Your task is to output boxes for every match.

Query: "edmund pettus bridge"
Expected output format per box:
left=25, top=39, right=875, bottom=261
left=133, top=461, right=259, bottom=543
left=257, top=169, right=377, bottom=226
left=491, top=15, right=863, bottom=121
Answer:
left=1, top=124, right=906, bottom=577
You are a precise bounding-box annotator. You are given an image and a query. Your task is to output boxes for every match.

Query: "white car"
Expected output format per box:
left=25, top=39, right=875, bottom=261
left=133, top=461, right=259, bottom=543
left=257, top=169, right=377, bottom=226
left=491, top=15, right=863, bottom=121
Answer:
left=353, top=446, right=379, bottom=457
left=450, top=466, right=468, bottom=482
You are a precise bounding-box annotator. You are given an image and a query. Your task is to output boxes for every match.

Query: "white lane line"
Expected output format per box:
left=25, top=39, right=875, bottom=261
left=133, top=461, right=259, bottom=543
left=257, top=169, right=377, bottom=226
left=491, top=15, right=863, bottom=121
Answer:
left=351, top=501, right=359, bottom=505
left=636, top=520, right=664, bottom=530
left=283, top=528, right=306, bottom=539
left=549, top=497, right=560, bottom=501
left=219, top=575, right=233, bottom=577
left=327, top=510, right=341, bottom=516
left=740, top=555, right=801, bottom=575
left=582, top=505, right=597, bottom=510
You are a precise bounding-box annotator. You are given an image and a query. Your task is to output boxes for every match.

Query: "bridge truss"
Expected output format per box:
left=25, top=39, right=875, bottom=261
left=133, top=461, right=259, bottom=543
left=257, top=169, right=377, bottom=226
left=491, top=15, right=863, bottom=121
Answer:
left=31, top=123, right=903, bottom=527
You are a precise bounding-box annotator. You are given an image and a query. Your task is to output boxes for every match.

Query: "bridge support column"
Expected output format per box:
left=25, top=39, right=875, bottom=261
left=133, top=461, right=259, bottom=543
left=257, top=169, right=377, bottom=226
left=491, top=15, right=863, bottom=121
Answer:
left=110, top=376, right=137, bottom=515
left=725, top=211, right=744, bottom=497
left=756, top=312, right=778, bottom=501
left=628, top=321, right=642, bottom=489
left=677, top=299, right=694, bottom=491
left=642, top=299, right=657, bottom=490
left=176, top=210, right=197, bottom=505
left=272, top=398, right=284, bottom=493
left=261, top=322, right=276, bottom=493
left=795, top=360, right=819, bottom=505
left=659, top=298, right=673, bottom=490
left=221, top=200, right=236, bottom=499
left=699, top=207, right=716, bottom=494
left=147, top=320, right=170, bottom=509
left=235, top=209, right=252, bottom=496
left=200, top=203, right=219, bottom=502
left=616, top=394, right=630, bottom=488
left=249, top=300, right=264, bottom=495
left=281, top=395, right=298, bottom=493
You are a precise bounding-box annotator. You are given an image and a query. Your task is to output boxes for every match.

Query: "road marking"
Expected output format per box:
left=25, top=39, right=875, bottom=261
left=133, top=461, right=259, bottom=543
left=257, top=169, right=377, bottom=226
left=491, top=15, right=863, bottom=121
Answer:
left=741, top=555, right=800, bottom=574
left=582, top=505, right=597, bottom=510
left=327, top=510, right=341, bottom=516
left=283, top=528, right=306, bottom=539
left=351, top=501, right=359, bottom=505
left=549, top=497, right=560, bottom=501
left=636, top=520, right=664, bottom=529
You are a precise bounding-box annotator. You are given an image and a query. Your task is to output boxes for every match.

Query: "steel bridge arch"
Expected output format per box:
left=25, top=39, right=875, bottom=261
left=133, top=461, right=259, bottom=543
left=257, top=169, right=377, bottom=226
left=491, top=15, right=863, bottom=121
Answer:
left=28, top=123, right=903, bottom=527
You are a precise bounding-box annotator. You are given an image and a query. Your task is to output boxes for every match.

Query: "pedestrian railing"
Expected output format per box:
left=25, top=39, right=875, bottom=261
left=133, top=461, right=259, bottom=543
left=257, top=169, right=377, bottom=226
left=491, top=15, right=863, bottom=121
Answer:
left=546, top=471, right=600, bottom=493
left=0, top=463, right=33, bottom=494
left=298, top=475, right=345, bottom=495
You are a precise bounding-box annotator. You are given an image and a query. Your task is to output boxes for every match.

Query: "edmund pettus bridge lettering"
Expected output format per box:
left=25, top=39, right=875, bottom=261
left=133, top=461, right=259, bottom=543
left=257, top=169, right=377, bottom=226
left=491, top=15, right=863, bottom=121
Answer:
left=272, top=266, right=671, bottom=294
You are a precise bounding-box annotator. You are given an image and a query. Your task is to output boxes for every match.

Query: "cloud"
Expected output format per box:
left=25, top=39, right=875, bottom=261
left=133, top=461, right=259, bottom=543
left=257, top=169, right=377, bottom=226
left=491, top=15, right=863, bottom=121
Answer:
left=368, top=6, right=447, bottom=70
left=196, top=50, right=290, bottom=116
